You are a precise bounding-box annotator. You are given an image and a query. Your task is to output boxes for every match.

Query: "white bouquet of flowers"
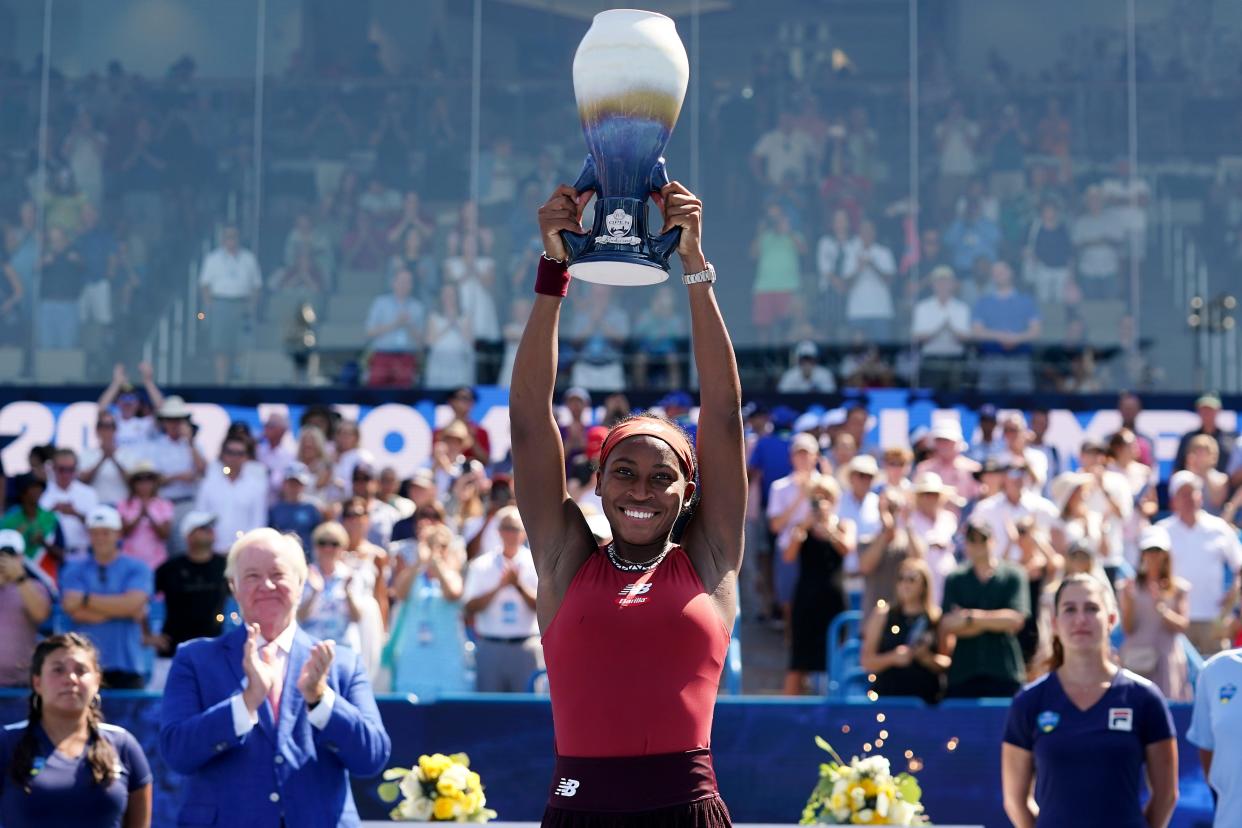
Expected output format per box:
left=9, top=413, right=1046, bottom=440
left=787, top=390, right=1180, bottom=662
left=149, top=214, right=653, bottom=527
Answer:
left=800, top=737, right=927, bottom=825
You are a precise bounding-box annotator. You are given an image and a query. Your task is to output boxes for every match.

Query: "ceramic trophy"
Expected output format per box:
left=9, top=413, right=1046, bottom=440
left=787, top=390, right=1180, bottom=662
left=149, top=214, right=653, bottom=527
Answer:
left=561, top=9, right=690, bottom=286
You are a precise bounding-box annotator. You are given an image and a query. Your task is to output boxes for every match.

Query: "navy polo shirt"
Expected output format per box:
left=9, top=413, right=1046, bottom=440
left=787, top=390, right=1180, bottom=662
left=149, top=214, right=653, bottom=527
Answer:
left=1003, top=669, right=1175, bottom=827
left=0, top=720, right=151, bottom=827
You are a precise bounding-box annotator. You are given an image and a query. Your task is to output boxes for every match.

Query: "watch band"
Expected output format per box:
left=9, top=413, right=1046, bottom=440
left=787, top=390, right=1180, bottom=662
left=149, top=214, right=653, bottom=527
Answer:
left=682, top=262, right=716, bottom=285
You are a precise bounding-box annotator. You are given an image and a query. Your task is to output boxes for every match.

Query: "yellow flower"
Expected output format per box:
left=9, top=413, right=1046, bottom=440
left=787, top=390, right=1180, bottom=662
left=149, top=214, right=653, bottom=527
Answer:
left=860, top=778, right=877, bottom=798
left=433, top=796, right=457, bottom=820
left=467, top=771, right=482, bottom=791
left=465, top=790, right=484, bottom=813
left=419, top=753, right=454, bottom=780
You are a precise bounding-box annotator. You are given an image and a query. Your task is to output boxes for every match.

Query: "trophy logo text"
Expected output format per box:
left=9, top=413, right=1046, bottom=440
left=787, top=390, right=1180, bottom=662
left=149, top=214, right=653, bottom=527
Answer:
left=596, top=208, right=641, bottom=246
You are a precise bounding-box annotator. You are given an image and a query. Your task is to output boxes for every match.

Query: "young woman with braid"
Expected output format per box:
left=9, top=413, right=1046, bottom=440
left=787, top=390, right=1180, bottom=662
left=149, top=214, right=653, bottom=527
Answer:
left=511, top=181, right=745, bottom=827
left=0, top=633, right=152, bottom=827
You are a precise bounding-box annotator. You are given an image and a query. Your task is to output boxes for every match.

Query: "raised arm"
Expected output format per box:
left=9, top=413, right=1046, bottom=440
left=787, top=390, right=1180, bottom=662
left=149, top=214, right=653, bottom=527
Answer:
left=510, top=187, right=595, bottom=601
left=98, top=363, right=128, bottom=409
left=665, top=183, right=746, bottom=587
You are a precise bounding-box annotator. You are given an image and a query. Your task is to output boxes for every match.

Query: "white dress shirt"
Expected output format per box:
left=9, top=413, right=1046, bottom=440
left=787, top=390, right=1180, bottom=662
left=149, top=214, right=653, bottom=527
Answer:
left=194, top=462, right=269, bottom=552
left=78, top=445, right=139, bottom=506
left=970, top=491, right=1059, bottom=561
left=39, top=479, right=99, bottom=553
left=200, top=247, right=262, bottom=299
left=912, top=296, right=971, bottom=357
left=842, top=243, right=896, bottom=320
left=462, top=547, right=539, bottom=638
left=230, top=622, right=335, bottom=736
left=1158, top=513, right=1242, bottom=622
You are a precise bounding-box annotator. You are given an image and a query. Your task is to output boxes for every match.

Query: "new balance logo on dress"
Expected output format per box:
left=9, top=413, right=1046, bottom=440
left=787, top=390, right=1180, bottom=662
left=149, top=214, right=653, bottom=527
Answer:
left=617, top=582, right=653, bottom=605
left=555, top=778, right=580, bottom=797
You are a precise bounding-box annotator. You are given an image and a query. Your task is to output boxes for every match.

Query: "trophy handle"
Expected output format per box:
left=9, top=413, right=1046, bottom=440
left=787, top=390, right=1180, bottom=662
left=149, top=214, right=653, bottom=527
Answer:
left=560, top=155, right=598, bottom=261
left=648, top=157, right=682, bottom=263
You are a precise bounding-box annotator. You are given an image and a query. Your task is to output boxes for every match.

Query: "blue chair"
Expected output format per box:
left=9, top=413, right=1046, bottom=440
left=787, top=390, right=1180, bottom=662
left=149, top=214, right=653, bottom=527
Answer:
left=722, top=636, right=743, bottom=695
left=1182, top=634, right=1206, bottom=688
left=826, top=610, right=863, bottom=700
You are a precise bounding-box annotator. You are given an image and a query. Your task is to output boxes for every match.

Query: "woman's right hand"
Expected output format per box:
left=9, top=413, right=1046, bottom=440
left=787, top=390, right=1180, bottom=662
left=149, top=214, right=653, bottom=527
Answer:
left=537, top=185, right=590, bottom=262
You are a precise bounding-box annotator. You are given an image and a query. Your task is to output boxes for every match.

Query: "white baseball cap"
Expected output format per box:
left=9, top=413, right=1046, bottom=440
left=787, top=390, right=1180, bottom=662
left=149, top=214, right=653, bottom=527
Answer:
left=790, top=433, right=820, bottom=456
left=1168, top=470, right=1203, bottom=499
left=0, top=529, right=25, bottom=555
left=793, top=412, right=821, bottom=435
left=181, top=511, right=217, bottom=537
left=87, top=505, right=122, bottom=531
left=1139, top=526, right=1172, bottom=552
left=929, top=421, right=965, bottom=444
left=847, top=455, right=880, bottom=477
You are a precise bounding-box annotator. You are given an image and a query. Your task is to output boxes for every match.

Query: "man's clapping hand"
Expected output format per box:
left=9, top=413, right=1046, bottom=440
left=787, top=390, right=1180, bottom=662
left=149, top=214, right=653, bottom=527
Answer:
left=297, top=640, right=335, bottom=706
left=241, top=623, right=280, bottom=713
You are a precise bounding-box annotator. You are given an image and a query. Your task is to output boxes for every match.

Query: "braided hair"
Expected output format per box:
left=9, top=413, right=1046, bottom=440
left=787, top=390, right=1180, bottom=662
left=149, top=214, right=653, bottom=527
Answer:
left=10, top=633, right=120, bottom=790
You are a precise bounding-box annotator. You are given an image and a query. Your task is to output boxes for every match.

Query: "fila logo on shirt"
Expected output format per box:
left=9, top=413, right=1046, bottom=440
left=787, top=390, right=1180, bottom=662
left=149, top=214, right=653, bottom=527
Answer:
left=1108, top=708, right=1133, bottom=732
left=555, top=778, right=580, bottom=797
left=617, top=582, right=653, bottom=605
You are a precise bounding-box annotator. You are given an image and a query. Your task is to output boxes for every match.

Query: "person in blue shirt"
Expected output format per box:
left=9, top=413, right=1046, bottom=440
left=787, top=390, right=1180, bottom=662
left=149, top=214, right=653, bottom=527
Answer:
left=971, top=260, right=1041, bottom=392
left=1001, top=573, right=1178, bottom=828
left=0, top=632, right=152, bottom=827
left=59, top=506, right=154, bottom=690
left=268, top=462, right=325, bottom=554
left=1188, top=646, right=1242, bottom=828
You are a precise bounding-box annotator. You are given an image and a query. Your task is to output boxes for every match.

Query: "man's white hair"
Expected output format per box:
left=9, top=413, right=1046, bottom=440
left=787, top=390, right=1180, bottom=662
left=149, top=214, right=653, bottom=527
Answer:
left=225, top=527, right=308, bottom=586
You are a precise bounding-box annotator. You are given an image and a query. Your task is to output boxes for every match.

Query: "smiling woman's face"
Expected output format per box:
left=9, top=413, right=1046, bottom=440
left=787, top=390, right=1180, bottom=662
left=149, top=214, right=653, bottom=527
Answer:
left=597, top=436, right=692, bottom=547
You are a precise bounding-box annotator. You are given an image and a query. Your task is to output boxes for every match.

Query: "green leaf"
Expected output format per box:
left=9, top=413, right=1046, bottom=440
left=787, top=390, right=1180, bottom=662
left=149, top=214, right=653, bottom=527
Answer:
left=450, top=752, right=471, bottom=767
left=896, top=773, right=922, bottom=804
left=382, top=767, right=411, bottom=781
left=377, top=781, right=401, bottom=803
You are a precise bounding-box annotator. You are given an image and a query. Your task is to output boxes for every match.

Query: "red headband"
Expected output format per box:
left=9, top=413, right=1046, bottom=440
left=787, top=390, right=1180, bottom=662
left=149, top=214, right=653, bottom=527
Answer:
left=598, top=418, right=695, bottom=480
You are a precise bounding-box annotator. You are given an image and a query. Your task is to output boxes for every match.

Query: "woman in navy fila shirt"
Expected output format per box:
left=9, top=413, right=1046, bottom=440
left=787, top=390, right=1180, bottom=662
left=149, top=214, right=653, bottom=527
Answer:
left=0, top=633, right=152, bottom=828
left=998, top=576, right=1182, bottom=828
left=1002, top=573, right=1178, bottom=828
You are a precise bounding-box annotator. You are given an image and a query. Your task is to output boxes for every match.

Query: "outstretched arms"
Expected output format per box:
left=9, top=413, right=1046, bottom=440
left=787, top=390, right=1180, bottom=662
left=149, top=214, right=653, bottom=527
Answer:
left=510, top=187, right=596, bottom=623
left=664, top=184, right=746, bottom=598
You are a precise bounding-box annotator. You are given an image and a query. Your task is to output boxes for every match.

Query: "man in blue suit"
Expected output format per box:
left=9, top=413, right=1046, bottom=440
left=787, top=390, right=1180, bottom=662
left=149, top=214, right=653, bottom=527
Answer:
left=160, top=528, right=391, bottom=827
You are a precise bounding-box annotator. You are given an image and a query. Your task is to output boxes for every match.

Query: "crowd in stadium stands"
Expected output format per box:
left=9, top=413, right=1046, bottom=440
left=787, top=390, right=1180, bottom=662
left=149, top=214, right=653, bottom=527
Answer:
left=6, top=19, right=1239, bottom=389
left=1, top=373, right=1241, bottom=698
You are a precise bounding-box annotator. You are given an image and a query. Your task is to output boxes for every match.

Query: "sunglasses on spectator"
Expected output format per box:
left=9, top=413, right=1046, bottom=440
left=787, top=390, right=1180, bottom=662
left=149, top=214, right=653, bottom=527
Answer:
left=221, top=447, right=245, bottom=456
left=315, top=539, right=342, bottom=547
left=966, top=529, right=989, bottom=542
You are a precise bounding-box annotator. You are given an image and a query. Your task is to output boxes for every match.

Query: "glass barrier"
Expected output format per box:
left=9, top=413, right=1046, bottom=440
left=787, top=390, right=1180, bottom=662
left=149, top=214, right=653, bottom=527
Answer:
left=0, top=0, right=1237, bottom=392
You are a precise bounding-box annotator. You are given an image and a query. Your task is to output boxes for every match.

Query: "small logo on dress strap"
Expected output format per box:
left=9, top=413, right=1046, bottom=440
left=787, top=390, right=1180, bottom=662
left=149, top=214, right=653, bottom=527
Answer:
left=555, top=778, right=580, bottom=797
left=1108, top=708, right=1133, bottom=731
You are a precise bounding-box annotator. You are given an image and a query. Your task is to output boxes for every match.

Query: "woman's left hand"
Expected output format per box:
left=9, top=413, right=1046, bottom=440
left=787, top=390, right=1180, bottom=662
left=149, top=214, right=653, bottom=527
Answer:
left=655, top=182, right=705, bottom=269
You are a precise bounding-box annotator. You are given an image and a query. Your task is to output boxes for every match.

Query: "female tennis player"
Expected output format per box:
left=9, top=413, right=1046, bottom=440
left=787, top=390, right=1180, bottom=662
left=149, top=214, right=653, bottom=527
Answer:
left=510, top=181, right=745, bottom=827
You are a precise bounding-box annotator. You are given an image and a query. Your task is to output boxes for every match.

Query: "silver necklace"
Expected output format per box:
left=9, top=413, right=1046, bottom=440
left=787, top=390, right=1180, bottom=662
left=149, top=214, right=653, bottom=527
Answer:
left=606, top=543, right=670, bottom=572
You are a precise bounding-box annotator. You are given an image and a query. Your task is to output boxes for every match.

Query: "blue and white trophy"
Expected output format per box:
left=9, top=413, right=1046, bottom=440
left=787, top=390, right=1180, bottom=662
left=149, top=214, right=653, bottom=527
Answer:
left=561, top=9, right=690, bottom=286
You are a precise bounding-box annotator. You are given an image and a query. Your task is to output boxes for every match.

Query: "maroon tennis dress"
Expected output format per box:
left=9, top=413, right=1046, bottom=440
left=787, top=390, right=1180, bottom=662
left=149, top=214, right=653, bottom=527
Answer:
left=540, top=544, right=732, bottom=827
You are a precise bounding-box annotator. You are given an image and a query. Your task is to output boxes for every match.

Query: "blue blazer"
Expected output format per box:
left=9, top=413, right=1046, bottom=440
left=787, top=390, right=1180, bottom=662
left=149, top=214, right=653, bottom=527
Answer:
left=159, top=625, right=391, bottom=827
